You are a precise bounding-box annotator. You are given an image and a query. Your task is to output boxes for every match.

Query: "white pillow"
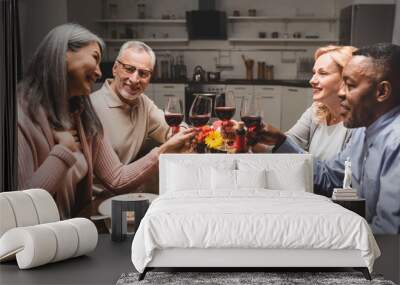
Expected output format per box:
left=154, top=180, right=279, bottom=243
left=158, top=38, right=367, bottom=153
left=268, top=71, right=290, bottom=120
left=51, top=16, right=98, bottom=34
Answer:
left=236, top=169, right=267, bottom=189
left=211, top=168, right=236, bottom=190
left=266, top=164, right=307, bottom=191
left=167, top=160, right=236, bottom=192
left=238, top=158, right=309, bottom=192
left=211, top=169, right=267, bottom=190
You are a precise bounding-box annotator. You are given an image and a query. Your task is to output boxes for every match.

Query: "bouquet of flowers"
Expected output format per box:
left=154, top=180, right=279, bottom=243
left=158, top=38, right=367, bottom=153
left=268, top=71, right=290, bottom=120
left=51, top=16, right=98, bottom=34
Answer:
left=191, top=121, right=239, bottom=153
left=191, top=125, right=223, bottom=153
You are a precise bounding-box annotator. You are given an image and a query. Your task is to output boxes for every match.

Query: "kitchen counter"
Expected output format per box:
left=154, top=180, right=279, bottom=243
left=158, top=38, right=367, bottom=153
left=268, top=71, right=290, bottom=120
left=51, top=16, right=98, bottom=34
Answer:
left=150, top=79, right=310, bottom=88
left=224, top=79, right=310, bottom=87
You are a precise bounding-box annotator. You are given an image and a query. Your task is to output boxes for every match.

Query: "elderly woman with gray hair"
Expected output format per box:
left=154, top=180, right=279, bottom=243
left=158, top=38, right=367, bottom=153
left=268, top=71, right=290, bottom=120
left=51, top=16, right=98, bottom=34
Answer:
left=17, top=23, right=194, bottom=218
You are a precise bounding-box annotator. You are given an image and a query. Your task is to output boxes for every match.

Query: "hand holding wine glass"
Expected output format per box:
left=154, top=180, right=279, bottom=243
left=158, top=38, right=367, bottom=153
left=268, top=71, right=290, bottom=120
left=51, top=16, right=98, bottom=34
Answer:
left=164, top=96, right=184, bottom=135
left=215, top=91, right=236, bottom=149
left=247, top=122, right=287, bottom=147
left=240, top=95, right=263, bottom=146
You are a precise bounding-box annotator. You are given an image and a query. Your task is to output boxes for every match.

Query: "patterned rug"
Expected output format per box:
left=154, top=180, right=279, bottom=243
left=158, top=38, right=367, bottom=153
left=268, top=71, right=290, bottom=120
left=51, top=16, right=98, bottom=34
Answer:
left=116, top=271, right=396, bottom=285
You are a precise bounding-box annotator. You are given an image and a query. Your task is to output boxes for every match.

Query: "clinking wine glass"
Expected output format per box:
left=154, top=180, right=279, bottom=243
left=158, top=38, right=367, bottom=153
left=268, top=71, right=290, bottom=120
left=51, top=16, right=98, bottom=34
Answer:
left=240, top=96, right=263, bottom=145
left=215, top=91, right=236, bottom=123
left=189, top=94, right=212, bottom=128
left=215, top=91, right=236, bottom=149
left=164, top=96, right=184, bottom=135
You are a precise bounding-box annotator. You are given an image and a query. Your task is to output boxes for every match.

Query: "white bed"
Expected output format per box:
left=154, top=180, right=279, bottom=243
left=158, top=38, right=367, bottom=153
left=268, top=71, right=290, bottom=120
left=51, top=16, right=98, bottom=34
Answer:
left=131, top=154, right=380, bottom=280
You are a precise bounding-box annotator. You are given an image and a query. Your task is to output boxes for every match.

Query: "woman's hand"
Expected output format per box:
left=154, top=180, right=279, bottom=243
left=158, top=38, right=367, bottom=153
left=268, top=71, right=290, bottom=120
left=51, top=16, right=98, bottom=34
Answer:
left=159, top=128, right=196, bottom=154
left=247, top=122, right=287, bottom=147
left=53, top=129, right=80, bottom=152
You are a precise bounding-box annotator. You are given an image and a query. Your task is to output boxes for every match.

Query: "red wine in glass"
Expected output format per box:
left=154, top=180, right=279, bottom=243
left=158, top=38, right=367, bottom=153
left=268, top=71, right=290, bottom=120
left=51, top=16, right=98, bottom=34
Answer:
left=165, top=113, right=184, bottom=127
left=189, top=95, right=212, bottom=128
left=215, top=92, right=236, bottom=122
left=215, top=107, right=236, bottom=121
left=164, top=96, right=183, bottom=135
left=241, top=115, right=262, bottom=128
left=189, top=114, right=211, bottom=127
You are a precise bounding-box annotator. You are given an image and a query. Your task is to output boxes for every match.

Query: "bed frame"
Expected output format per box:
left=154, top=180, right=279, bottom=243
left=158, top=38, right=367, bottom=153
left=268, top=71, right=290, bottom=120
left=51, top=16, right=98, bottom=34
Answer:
left=140, top=248, right=370, bottom=280
left=138, top=154, right=371, bottom=281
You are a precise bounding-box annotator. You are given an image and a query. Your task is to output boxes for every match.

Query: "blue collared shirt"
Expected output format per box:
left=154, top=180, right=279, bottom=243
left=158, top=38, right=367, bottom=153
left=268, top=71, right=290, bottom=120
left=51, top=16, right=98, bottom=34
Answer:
left=276, top=106, right=400, bottom=234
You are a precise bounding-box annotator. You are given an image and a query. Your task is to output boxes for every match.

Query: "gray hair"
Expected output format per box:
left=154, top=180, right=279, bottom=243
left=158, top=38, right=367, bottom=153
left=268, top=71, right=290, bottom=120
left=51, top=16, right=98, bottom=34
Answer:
left=116, top=41, right=156, bottom=68
left=18, top=23, right=105, bottom=136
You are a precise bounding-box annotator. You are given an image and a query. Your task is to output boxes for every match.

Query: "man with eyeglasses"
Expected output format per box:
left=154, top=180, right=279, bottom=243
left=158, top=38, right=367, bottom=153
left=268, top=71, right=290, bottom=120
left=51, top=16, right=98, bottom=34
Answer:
left=91, top=41, right=179, bottom=194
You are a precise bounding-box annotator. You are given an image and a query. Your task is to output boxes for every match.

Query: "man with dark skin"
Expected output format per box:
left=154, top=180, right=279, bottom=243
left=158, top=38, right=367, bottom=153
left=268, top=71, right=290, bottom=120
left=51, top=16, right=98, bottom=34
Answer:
left=251, top=43, right=400, bottom=234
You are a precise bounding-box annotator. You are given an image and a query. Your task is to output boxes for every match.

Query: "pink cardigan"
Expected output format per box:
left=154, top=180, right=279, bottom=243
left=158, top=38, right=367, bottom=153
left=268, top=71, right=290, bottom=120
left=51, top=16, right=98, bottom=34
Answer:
left=17, top=104, right=159, bottom=218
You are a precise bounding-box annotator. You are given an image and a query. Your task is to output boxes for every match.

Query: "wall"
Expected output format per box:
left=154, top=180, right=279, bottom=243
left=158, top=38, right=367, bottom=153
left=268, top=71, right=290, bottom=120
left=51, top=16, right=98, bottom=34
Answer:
left=18, top=0, right=398, bottom=78
left=19, top=0, right=68, bottom=71
left=67, top=0, right=103, bottom=35
left=393, top=0, right=400, bottom=44
left=98, top=0, right=338, bottom=80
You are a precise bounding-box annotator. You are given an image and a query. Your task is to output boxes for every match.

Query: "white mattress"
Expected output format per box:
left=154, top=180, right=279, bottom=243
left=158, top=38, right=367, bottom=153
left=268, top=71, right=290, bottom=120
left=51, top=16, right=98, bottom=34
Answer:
left=131, top=190, right=380, bottom=273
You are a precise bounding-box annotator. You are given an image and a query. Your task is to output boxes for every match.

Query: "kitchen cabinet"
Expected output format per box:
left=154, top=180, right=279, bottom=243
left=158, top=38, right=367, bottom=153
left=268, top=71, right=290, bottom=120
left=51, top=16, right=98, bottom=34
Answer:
left=281, top=87, right=312, bottom=132
left=225, top=85, right=254, bottom=121
left=151, top=83, right=185, bottom=111
left=225, top=84, right=310, bottom=131
left=254, top=85, right=282, bottom=129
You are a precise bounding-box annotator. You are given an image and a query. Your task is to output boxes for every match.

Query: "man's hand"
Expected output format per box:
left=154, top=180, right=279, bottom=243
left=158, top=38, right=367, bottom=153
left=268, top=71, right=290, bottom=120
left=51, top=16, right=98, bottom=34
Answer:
left=53, top=129, right=80, bottom=152
left=159, top=128, right=196, bottom=154
left=247, top=122, right=287, bottom=147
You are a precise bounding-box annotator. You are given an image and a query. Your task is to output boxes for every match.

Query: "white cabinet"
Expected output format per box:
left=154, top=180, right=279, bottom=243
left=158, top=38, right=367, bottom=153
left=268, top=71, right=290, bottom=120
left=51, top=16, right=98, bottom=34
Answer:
left=152, top=83, right=185, bottom=111
left=145, top=84, right=155, bottom=101
left=225, top=85, right=254, bottom=121
left=281, top=87, right=311, bottom=132
left=305, top=87, right=313, bottom=107
left=225, top=85, right=282, bottom=128
left=254, top=86, right=282, bottom=129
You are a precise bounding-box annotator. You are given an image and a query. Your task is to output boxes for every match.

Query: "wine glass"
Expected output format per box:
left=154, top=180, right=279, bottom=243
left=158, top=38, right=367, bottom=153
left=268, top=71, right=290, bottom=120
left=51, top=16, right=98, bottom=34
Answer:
left=215, top=91, right=236, bottom=123
left=215, top=91, right=236, bottom=150
left=240, top=95, right=263, bottom=130
left=164, top=96, right=184, bottom=135
left=189, top=94, right=212, bottom=128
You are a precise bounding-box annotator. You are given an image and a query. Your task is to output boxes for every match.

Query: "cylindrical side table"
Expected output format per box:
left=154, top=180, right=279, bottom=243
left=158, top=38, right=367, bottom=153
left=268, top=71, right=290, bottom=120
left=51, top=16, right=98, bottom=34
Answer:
left=111, top=198, right=149, bottom=242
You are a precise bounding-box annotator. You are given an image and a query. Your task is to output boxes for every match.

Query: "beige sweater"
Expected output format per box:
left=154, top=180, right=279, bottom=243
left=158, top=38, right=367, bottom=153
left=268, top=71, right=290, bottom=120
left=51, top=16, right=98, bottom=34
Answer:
left=17, top=103, right=159, bottom=218
left=90, top=80, right=170, bottom=164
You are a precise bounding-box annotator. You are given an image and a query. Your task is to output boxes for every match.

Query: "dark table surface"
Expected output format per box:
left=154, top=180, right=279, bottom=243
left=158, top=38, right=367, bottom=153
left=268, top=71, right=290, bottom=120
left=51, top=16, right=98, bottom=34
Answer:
left=0, top=234, right=134, bottom=285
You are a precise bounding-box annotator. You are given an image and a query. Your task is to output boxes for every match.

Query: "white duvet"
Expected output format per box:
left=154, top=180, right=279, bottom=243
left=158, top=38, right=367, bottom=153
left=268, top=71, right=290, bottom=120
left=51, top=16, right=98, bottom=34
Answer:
left=131, top=190, right=380, bottom=273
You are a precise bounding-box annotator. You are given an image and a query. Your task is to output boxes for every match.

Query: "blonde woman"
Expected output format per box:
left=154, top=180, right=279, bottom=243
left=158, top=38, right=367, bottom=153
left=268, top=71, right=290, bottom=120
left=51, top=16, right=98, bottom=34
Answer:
left=252, top=45, right=356, bottom=160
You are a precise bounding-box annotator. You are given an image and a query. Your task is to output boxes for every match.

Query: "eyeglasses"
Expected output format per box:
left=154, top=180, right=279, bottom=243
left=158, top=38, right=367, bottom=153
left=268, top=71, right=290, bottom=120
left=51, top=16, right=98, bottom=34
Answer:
left=116, top=60, right=152, bottom=79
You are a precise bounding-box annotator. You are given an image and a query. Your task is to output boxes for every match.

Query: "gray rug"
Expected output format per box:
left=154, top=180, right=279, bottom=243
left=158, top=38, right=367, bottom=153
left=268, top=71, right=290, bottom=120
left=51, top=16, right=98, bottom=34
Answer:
left=116, top=271, right=396, bottom=285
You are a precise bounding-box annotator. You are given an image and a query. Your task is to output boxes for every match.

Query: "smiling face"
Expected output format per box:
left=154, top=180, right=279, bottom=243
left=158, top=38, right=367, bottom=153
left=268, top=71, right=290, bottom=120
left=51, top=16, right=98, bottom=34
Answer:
left=309, top=53, right=343, bottom=109
left=66, top=42, right=102, bottom=97
left=339, top=56, right=379, bottom=128
left=110, top=48, right=152, bottom=105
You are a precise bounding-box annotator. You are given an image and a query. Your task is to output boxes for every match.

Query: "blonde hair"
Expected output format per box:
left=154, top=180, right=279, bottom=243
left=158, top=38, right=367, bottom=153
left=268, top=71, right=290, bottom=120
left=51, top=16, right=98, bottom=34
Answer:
left=312, top=45, right=357, bottom=123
